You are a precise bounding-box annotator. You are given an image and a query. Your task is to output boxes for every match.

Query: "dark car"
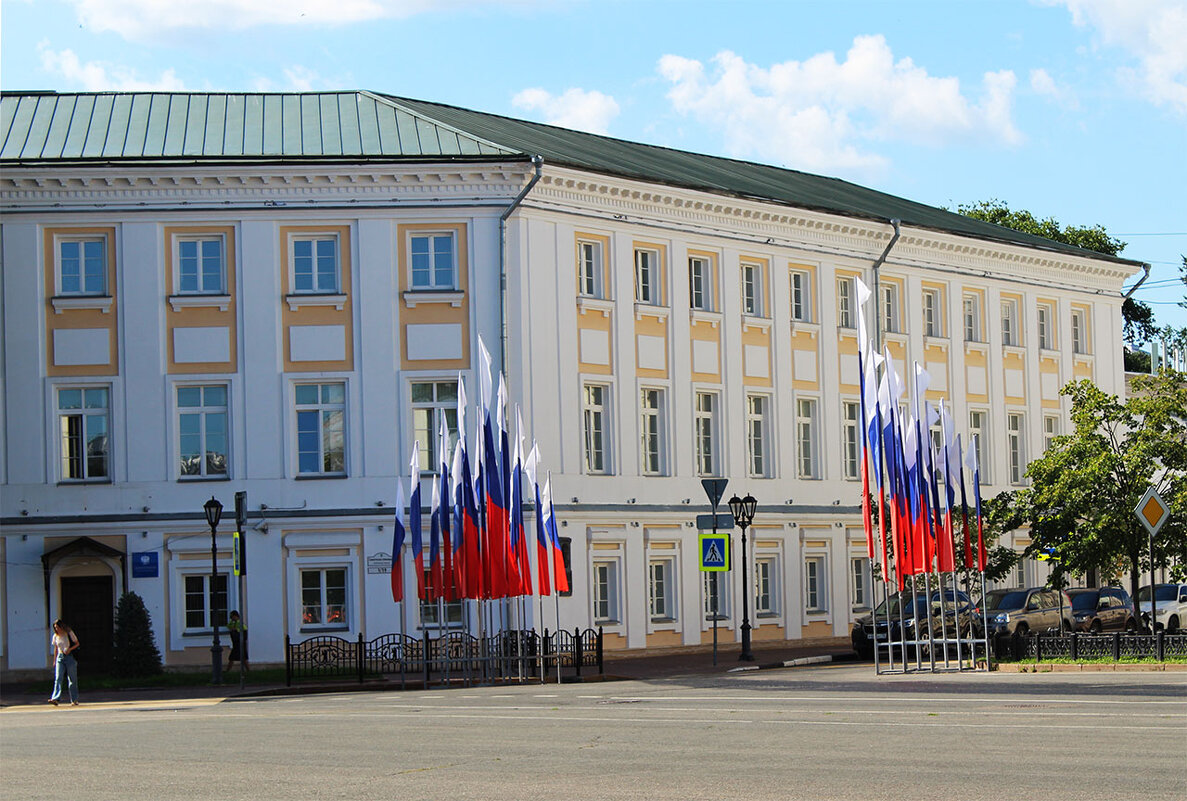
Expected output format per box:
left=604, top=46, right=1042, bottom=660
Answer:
left=982, top=587, right=1073, bottom=637
left=851, top=589, right=978, bottom=659
left=1068, top=587, right=1137, bottom=633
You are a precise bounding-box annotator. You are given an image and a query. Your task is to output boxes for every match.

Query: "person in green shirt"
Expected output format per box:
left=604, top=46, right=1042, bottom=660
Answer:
left=226, top=610, right=247, bottom=671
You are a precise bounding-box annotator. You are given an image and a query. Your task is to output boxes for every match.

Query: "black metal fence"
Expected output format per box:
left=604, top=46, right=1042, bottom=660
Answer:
left=994, top=631, right=1187, bottom=662
left=285, top=627, right=603, bottom=687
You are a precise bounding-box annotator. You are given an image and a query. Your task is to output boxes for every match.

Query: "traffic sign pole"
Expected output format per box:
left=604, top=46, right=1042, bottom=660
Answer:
left=702, top=479, right=728, bottom=667
left=1135, top=486, right=1169, bottom=633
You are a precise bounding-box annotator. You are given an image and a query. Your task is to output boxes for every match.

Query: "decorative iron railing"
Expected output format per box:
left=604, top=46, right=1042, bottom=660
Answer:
left=286, top=627, right=604, bottom=687
left=994, top=631, right=1187, bottom=662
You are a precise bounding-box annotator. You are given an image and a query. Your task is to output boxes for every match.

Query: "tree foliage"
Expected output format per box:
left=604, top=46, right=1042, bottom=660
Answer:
left=112, top=591, right=163, bottom=678
left=1007, top=373, right=1187, bottom=599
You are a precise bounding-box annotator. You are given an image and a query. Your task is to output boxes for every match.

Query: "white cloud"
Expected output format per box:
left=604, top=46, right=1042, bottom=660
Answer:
left=656, top=36, right=1022, bottom=175
left=1029, top=68, right=1079, bottom=108
left=1048, top=0, right=1187, bottom=114
left=511, top=88, right=620, bottom=134
left=64, top=0, right=535, bottom=41
left=38, top=43, right=187, bottom=91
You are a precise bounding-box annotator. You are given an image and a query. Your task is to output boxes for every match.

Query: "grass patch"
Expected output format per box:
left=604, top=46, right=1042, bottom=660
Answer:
left=1005, top=655, right=1187, bottom=665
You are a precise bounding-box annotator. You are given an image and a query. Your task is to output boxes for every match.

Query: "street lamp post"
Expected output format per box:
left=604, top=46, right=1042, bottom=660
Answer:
left=729, top=493, right=758, bottom=662
left=204, top=496, right=224, bottom=684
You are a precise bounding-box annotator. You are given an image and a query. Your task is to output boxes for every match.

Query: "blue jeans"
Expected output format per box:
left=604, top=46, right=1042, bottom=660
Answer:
left=51, top=653, right=78, bottom=703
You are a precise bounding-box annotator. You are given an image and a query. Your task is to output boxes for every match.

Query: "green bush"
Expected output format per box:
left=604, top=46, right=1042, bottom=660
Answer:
left=112, top=591, right=163, bottom=678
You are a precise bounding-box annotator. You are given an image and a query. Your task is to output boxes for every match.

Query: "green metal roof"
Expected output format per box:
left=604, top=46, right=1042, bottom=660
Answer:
left=1, top=90, right=1141, bottom=268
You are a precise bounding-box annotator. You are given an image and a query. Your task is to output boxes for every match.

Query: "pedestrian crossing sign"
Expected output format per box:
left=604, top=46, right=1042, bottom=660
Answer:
left=699, top=533, right=730, bottom=572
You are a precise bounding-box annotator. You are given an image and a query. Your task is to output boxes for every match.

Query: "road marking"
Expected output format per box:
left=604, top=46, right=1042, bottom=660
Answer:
left=533, top=694, right=559, bottom=698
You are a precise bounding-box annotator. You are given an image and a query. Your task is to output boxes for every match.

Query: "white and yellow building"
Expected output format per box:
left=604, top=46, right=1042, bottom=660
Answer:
left=0, top=91, right=1142, bottom=675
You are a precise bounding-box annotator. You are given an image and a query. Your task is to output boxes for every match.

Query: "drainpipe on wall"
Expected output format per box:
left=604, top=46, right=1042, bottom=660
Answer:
left=1122, top=262, right=1151, bottom=301
left=871, top=218, right=901, bottom=352
left=499, top=155, right=544, bottom=372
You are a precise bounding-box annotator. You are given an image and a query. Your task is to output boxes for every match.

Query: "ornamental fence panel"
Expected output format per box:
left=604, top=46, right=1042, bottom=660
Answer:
left=995, top=631, right=1185, bottom=662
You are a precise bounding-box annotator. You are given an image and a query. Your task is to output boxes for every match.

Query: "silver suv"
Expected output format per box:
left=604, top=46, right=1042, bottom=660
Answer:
left=983, top=587, right=1073, bottom=636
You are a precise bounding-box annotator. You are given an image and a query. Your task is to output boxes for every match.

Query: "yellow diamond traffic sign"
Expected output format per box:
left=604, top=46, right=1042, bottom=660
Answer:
left=1134, top=486, right=1170, bottom=536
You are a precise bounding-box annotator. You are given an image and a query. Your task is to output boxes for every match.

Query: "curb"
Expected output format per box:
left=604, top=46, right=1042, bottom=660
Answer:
left=729, top=654, right=835, bottom=673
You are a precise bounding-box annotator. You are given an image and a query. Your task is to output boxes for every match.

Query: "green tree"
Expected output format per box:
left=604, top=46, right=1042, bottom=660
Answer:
left=1009, top=373, right=1187, bottom=601
left=112, top=591, right=163, bottom=678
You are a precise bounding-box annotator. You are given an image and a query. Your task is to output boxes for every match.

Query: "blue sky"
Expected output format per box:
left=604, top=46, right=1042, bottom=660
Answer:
left=3, top=0, right=1184, bottom=331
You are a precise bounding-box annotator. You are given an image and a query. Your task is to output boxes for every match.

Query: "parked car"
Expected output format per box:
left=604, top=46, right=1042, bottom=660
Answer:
left=851, top=589, right=979, bottom=658
left=1136, top=584, right=1187, bottom=632
left=1067, top=587, right=1137, bottom=633
left=981, top=587, right=1073, bottom=637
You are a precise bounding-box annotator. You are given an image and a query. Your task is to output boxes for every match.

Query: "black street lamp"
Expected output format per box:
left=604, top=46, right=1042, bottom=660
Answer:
left=203, top=496, right=224, bottom=684
left=729, top=493, right=758, bottom=662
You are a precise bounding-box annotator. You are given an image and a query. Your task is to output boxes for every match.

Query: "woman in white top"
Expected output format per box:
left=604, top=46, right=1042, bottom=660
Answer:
left=48, top=618, right=80, bottom=706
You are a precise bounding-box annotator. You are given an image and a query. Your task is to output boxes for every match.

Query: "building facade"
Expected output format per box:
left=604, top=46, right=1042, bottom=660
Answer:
left=0, top=91, right=1141, bottom=675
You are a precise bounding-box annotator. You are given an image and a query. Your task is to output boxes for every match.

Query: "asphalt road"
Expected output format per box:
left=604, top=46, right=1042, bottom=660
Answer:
left=3, top=664, right=1184, bottom=801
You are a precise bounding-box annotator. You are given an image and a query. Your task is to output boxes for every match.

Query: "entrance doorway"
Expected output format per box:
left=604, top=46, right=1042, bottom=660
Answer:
left=61, top=575, right=114, bottom=674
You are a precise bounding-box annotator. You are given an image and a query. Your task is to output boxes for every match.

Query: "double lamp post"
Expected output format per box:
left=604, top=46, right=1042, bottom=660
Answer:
left=728, top=493, right=758, bottom=662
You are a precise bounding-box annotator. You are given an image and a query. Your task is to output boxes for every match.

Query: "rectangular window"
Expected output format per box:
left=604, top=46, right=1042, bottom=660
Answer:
left=805, top=557, right=826, bottom=612
left=178, top=385, right=228, bottom=478
left=635, top=248, right=659, bottom=304
left=1071, top=309, right=1089, bottom=354
left=746, top=394, right=770, bottom=478
left=1037, top=303, right=1055, bottom=350
left=559, top=538, right=573, bottom=597
left=578, top=240, right=604, bottom=299
left=1008, top=412, right=1026, bottom=485
left=649, top=558, right=675, bottom=621
left=790, top=270, right=811, bottom=322
left=583, top=384, right=609, bottom=474
left=842, top=401, right=861, bottom=480
left=963, top=293, right=982, bottom=342
left=881, top=284, right=900, bottom=334
left=183, top=573, right=228, bottom=631
left=292, top=236, right=339, bottom=293
left=640, top=388, right=665, bottom=476
left=295, top=382, right=346, bottom=475
left=969, top=410, right=990, bottom=484
left=742, top=262, right=764, bottom=316
left=58, top=237, right=107, bottom=295
left=411, top=381, right=459, bottom=473
left=301, top=567, right=348, bottom=628
left=410, top=232, right=457, bottom=290
left=1001, top=299, right=1020, bottom=347
left=923, top=288, right=943, bottom=337
left=689, top=256, right=711, bottom=311
left=177, top=237, right=225, bottom=294
left=695, top=391, right=719, bottom=476
left=703, top=571, right=729, bottom=620
left=57, top=387, right=109, bottom=481
left=755, top=557, right=778, bottom=616
left=420, top=594, right=465, bottom=627
left=1043, top=415, right=1059, bottom=452
left=837, top=277, right=854, bottom=329
left=593, top=561, right=619, bottom=622
left=852, top=556, right=870, bottom=609
left=796, top=398, right=819, bottom=479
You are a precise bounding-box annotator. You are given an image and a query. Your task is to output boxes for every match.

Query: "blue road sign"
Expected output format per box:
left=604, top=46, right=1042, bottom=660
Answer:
left=699, top=533, right=730, bottom=572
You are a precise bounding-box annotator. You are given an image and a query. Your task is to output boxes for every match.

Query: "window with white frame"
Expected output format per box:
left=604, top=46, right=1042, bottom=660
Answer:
left=1001, top=299, right=1020, bottom=347
left=796, top=398, right=819, bottom=479
left=694, top=391, right=720, bottom=476
left=689, top=256, right=712, bottom=311
left=790, top=269, right=811, bottom=322
left=805, top=557, right=827, bottom=612
left=176, top=236, right=225, bottom=294
left=923, top=288, right=943, bottom=337
left=295, top=382, right=346, bottom=475
left=963, top=293, right=982, bottom=342
left=1037, top=303, right=1055, bottom=350
left=851, top=556, right=871, bottom=609
left=578, top=239, right=604, bottom=299
left=292, top=235, right=339, bottom=293
left=183, top=573, right=228, bottom=632
left=1071, top=308, right=1089, bottom=354
left=969, top=410, right=990, bottom=484
left=742, top=262, right=764, bottom=316
left=421, top=593, right=465, bottom=627
left=640, top=387, right=666, bottom=476
left=583, top=384, right=610, bottom=475
left=635, top=248, right=660, bottom=304
left=592, top=560, right=620, bottom=622
left=178, top=385, right=228, bottom=478
left=745, top=394, right=771, bottom=478
left=842, top=401, right=861, bottom=480
left=300, top=567, right=348, bottom=628
left=411, top=380, right=458, bottom=473
left=57, top=236, right=107, bottom=295
left=703, top=571, right=730, bottom=620
left=648, top=557, right=676, bottom=621
left=880, top=284, right=900, bottom=334
left=1007, top=412, right=1026, bottom=485
left=410, top=232, right=457, bottom=290
left=1043, top=415, right=1060, bottom=451
left=57, top=387, right=109, bottom=482
left=755, top=557, right=778, bottom=616
left=837, top=276, right=854, bottom=329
